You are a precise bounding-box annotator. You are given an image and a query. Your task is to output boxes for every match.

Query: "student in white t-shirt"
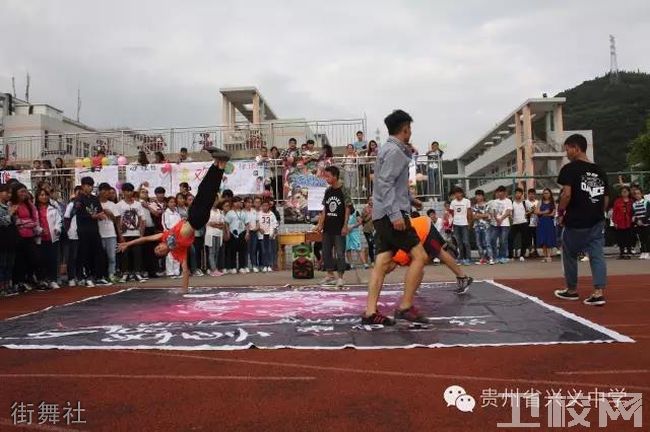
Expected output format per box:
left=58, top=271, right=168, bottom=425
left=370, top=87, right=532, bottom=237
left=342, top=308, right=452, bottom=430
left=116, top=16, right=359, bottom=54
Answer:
left=98, top=183, right=119, bottom=283
left=162, top=196, right=183, bottom=277
left=244, top=197, right=261, bottom=272
left=525, top=188, right=539, bottom=258
left=450, top=186, right=473, bottom=264
left=257, top=200, right=279, bottom=272
left=509, top=187, right=530, bottom=261
left=205, top=199, right=229, bottom=276
left=64, top=186, right=82, bottom=286
left=489, top=185, right=513, bottom=263
left=117, top=183, right=146, bottom=283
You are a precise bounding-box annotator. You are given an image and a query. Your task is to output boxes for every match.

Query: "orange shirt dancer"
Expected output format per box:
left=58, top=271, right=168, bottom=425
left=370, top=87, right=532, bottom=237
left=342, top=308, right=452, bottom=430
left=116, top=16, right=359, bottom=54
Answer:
left=389, top=216, right=474, bottom=295
left=118, top=148, right=230, bottom=293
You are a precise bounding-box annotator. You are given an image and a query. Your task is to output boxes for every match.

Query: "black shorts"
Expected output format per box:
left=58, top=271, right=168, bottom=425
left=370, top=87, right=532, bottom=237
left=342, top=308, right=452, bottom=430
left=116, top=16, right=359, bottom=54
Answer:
left=373, top=214, right=420, bottom=256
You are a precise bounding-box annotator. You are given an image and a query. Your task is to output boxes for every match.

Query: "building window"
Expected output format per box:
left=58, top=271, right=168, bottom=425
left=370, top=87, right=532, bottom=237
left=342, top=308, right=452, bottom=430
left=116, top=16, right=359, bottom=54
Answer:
left=66, top=137, right=73, bottom=155
left=43, top=130, right=49, bottom=149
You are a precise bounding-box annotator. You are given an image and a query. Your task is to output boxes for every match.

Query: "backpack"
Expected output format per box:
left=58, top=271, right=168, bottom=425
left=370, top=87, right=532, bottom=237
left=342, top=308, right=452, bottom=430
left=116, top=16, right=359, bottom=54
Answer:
left=291, top=243, right=314, bottom=279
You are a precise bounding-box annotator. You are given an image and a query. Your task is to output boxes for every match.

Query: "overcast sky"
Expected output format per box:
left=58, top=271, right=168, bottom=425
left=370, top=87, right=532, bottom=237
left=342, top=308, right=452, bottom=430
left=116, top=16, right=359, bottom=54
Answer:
left=2, top=0, right=649, bottom=157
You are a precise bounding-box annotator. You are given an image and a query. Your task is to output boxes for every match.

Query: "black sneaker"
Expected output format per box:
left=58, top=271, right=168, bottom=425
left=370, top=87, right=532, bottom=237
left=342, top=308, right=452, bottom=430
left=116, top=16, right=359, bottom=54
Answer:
left=205, top=147, right=231, bottom=161
left=35, top=282, right=51, bottom=291
left=554, top=289, right=579, bottom=301
left=361, top=312, right=395, bottom=326
left=394, top=305, right=429, bottom=324
left=456, top=276, right=474, bottom=295
left=583, top=295, right=606, bottom=306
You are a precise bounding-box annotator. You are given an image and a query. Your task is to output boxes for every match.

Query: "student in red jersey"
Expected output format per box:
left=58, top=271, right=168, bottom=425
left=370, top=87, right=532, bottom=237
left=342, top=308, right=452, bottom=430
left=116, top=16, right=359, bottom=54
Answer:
left=118, top=148, right=230, bottom=293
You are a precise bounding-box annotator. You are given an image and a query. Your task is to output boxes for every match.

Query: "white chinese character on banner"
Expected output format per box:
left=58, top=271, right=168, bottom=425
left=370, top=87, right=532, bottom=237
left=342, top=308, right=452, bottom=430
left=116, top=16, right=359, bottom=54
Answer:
left=11, top=402, right=34, bottom=425
left=62, top=401, right=86, bottom=425
left=38, top=402, right=60, bottom=425
left=481, top=388, right=498, bottom=408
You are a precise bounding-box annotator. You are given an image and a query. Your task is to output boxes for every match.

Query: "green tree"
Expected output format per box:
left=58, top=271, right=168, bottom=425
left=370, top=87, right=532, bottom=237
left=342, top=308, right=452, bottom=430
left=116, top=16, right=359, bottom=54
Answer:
left=628, top=117, right=650, bottom=170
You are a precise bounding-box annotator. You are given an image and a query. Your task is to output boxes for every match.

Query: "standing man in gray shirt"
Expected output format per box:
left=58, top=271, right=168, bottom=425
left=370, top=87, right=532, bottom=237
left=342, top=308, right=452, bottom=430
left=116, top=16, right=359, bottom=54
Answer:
left=362, top=109, right=428, bottom=326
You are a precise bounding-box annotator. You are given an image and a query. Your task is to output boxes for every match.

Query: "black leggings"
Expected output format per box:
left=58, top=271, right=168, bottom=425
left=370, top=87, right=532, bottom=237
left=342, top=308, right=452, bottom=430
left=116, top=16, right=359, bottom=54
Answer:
left=187, top=164, right=224, bottom=230
left=615, top=228, right=634, bottom=255
left=226, top=235, right=247, bottom=270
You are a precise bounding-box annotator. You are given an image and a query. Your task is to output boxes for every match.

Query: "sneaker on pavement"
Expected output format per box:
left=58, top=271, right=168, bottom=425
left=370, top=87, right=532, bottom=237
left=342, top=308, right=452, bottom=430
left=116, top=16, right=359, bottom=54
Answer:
left=96, top=278, right=113, bottom=286
left=35, top=281, right=51, bottom=291
left=68, top=279, right=77, bottom=287
left=519, top=256, right=525, bottom=262
left=134, top=274, right=147, bottom=283
left=229, top=269, right=237, bottom=275
left=489, top=259, right=495, bottom=265
left=85, top=279, right=96, bottom=288
left=192, top=270, right=204, bottom=277
left=361, top=312, right=395, bottom=326
left=554, top=289, right=579, bottom=301
left=583, top=295, right=606, bottom=306
left=49, top=281, right=61, bottom=290
left=209, top=270, right=224, bottom=277
left=119, top=275, right=129, bottom=283
left=336, top=278, right=345, bottom=289
left=394, top=305, right=429, bottom=324
left=320, top=276, right=336, bottom=286
left=456, top=276, right=474, bottom=295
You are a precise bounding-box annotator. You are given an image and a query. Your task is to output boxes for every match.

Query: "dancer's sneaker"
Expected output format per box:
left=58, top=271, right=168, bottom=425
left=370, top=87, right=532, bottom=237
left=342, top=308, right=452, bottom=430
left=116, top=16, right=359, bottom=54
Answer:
left=205, top=147, right=231, bottom=161
left=456, top=276, right=474, bottom=295
left=554, top=289, right=579, bottom=301
left=361, top=312, right=395, bottom=326
left=394, top=305, right=429, bottom=324
left=583, top=294, right=606, bottom=306
left=320, top=276, right=336, bottom=286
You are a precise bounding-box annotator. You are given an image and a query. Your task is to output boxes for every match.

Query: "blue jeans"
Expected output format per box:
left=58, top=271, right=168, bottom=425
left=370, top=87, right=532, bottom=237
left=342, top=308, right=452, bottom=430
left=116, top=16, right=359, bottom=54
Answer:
left=248, top=234, right=260, bottom=268
left=474, top=227, right=492, bottom=259
left=101, top=237, right=117, bottom=277
left=562, top=221, right=607, bottom=290
left=453, top=225, right=471, bottom=261
left=427, top=167, right=439, bottom=197
left=490, top=225, right=510, bottom=260
left=260, top=235, right=274, bottom=268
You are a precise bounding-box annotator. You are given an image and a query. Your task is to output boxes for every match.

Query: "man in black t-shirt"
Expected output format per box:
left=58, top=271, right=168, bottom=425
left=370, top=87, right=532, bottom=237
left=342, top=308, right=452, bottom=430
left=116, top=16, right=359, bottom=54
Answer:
left=74, top=176, right=107, bottom=287
left=554, top=134, right=609, bottom=306
left=315, top=166, right=351, bottom=289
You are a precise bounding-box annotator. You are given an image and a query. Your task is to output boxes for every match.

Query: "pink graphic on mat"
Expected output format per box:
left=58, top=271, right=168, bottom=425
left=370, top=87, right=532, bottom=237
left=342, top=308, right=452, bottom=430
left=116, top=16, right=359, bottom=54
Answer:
left=163, top=291, right=403, bottom=322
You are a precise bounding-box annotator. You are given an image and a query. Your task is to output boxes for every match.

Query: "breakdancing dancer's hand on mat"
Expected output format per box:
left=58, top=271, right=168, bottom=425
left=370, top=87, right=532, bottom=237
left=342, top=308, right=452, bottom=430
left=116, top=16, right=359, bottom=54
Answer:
left=117, top=147, right=230, bottom=293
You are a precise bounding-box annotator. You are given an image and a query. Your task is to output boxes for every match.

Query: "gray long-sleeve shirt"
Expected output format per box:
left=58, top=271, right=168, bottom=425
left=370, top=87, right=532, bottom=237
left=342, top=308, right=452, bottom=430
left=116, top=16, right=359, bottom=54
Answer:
left=372, top=136, right=413, bottom=222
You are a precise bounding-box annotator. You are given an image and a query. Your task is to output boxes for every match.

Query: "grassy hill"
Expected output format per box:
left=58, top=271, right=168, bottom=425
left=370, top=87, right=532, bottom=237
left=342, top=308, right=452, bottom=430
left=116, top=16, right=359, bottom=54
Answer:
left=556, top=71, right=650, bottom=172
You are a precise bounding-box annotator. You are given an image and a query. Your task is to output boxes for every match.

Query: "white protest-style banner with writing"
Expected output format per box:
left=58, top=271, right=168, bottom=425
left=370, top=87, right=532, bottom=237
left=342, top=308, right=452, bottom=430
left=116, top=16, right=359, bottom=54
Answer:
left=0, top=170, right=32, bottom=190
left=125, top=164, right=172, bottom=192
left=74, top=166, right=120, bottom=190
left=307, top=187, right=327, bottom=211
left=171, top=160, right=264, bottom=196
